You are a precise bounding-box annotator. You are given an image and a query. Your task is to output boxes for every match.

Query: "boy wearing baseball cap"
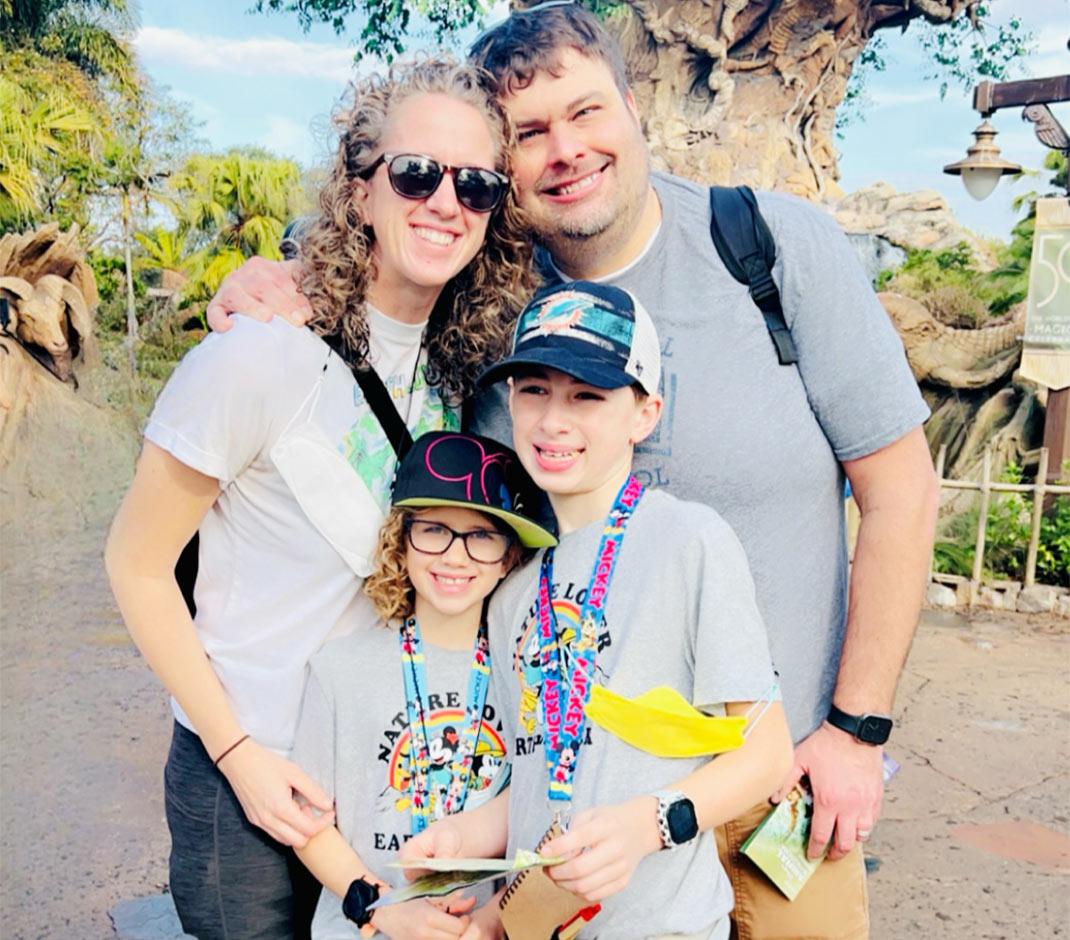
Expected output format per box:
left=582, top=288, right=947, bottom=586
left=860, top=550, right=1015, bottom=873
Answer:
left=404, top=283, right=794, bottom=940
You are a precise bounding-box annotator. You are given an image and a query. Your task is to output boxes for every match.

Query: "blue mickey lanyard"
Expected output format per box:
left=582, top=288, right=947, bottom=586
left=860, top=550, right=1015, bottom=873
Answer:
left=398, top=617, right=491, bottom=833
left=536, top=474, right=644, bottom=802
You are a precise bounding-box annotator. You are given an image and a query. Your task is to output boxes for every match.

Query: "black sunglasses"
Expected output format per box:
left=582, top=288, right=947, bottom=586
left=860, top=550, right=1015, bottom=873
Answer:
left=358, top=153, right=509, bottom=213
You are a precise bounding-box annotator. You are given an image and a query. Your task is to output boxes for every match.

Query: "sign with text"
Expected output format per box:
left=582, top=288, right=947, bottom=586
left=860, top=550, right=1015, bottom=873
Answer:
left=1020, top=198, right=1070, bottom=391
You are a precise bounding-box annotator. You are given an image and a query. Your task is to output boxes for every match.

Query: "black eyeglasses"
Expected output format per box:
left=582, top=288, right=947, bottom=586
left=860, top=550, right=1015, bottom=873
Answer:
left=405, top=518, right=514, bottom=564
left=358, top=153, right=509, bottom=213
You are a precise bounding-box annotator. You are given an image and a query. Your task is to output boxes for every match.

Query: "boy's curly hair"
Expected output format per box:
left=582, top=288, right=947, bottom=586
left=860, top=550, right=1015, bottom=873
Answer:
left=364, top=508, right=526, bottom=625
left=299, top=57, right=537, bottom=405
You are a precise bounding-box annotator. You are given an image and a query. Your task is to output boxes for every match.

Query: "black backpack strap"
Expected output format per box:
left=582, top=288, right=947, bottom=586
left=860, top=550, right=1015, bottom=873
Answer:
left=325, top=334, right=414, bottom=460
left=708, top=185, right=798, bottom=366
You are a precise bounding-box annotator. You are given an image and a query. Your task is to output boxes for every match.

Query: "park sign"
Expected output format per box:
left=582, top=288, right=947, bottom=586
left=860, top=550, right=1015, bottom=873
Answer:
left=1020, top=198, right=1070, bottom=392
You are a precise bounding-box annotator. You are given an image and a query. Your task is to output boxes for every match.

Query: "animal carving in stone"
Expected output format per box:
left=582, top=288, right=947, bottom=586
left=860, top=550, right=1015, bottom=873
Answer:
left=877, top=291, right=1024, bottom=389
left=0, top=274, right=93, bottom=381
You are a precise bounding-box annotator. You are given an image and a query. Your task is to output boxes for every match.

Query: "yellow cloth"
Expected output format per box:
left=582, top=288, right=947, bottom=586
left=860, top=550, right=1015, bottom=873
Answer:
left=584, top=685, right=747, bottom=757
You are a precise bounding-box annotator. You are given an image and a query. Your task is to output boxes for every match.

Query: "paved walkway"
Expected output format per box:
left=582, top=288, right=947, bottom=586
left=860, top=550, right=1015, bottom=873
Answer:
left=1, top=496, right=1067, bottom=938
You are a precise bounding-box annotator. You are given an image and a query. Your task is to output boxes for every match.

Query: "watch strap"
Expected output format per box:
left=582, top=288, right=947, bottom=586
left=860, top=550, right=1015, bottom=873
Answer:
left=827, top=704, right=892, bottom=744
left=342, top=877, right=381, bottom=928
left=652, top=789, right=688, bottom=851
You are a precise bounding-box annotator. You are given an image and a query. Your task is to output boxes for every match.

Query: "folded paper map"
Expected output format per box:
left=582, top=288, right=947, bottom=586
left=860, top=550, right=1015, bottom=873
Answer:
left=369, top=849, right=565, bottom=910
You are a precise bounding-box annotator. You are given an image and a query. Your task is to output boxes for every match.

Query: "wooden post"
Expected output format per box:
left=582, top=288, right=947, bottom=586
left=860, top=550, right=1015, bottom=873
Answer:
left=931, top=444, right=948, bottom=581
left=1025, top=448, right=1050, bottom=588
left=1043, top=388, right=1070, bottom=486
left=971, top=447, right=991, bottom=606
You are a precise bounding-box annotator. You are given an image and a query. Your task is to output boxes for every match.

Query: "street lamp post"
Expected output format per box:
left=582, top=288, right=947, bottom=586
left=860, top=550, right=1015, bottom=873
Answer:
left=944, top=72, right=1070, bottom=485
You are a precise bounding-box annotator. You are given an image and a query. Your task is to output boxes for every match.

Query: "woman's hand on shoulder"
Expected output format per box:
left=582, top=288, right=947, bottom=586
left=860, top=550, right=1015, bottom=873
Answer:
left=217, top=738, right=334, bottom=847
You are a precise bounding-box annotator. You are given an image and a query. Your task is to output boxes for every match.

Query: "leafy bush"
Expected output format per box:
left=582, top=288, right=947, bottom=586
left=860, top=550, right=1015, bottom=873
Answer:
left=933, top=461, right=1070, bottom=587
left=876, top=242, right=1020, bottom=326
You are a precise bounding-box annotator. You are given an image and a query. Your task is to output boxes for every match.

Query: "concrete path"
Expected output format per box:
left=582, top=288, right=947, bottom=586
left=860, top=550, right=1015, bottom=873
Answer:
left=1, top=493, right=1067, bottom=938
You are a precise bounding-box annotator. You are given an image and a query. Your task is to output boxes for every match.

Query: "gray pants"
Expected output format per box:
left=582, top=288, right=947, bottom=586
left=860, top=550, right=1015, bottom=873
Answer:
left=164, top=721, right=321, bottom=940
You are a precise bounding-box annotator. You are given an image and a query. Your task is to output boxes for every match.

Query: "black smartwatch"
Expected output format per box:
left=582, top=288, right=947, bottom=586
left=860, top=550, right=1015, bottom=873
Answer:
left=827, top=704, right=893, bottom=745
left=653, top=790, right=699, bottom=849
left=342, top=876, right=381, bottom=928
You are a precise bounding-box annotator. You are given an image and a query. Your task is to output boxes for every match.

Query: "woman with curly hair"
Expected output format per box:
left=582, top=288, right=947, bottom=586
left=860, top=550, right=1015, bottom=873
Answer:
left=105, top=58, right=536, bottom=940
left=290, top=430, right=554, bottom=938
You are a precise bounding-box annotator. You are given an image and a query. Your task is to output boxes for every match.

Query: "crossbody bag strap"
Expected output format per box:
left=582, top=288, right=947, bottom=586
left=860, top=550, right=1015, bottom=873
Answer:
left=326, top=334, right=415, bottom=461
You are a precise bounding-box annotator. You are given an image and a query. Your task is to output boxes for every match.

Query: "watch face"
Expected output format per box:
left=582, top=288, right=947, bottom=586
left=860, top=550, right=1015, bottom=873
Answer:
left=666, top=798, right=699, bottom=844
left=858, top=714, right=893, bottom=744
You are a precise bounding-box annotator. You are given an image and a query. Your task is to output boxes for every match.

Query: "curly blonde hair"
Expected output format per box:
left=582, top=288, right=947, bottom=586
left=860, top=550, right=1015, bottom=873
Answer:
left=299, top=57, right=537, bottom=405
left=365, top=507, right=526, bottom=625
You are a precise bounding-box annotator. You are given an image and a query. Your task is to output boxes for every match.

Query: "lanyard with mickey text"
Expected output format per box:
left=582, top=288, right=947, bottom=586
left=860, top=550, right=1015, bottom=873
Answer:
left=398, top=616, right=490, bottom=834
left=536, top=474, right=644, bottom=802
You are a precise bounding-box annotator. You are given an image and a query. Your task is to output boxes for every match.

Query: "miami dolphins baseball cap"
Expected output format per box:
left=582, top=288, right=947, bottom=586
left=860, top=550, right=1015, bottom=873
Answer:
left=392, top=431, right=558, bottom=548
left=477, top=281, right=661, bottom=396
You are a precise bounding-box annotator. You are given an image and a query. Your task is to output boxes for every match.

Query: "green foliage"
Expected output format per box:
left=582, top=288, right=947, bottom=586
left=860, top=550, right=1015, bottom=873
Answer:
left=837, top=35, right=886, bottom=135
left=876, top=242, right=1018, bottom=327
left=252, top=0, right=625, bottom=60
left=88, top=249, right=145, bottom=332
left=0, top=52, right=101, bottom=227
left=913, top=2, right=1032, bottom=101
left=168, top=149, right=305, bottom=301
left=987, top=153, right=1069, bottom=314
left=933, top=461, right=1070, bottom=587
left=0, top=0, right=139, bottom=95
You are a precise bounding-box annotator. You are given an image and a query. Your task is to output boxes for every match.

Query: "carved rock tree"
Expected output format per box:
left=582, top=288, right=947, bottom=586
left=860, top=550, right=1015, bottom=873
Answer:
left=600, top=0, right=976, bottom=200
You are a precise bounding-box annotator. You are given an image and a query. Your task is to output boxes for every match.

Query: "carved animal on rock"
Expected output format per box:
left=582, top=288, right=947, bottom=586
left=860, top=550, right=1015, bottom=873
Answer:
left=0, top=274, right=93, bottom=380
left=877, top=292, right=1024, bottom=389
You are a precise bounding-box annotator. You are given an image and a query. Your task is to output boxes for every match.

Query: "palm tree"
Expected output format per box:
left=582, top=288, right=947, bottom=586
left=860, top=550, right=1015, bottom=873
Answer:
left=174, top=151, right=304, bottom=298
left=1, top=0, right=139, bottom=97
left=0, top=73, right=97, bottom=226
left=134, top=227, right=188, bottom=292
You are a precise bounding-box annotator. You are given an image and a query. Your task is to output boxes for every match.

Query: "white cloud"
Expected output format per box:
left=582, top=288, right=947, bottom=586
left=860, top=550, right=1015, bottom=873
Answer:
left=258, top=114, right=315, bottom=163
left=868, top=88, right=942, bottom=109
left=133, top=26, right=373, bottom=84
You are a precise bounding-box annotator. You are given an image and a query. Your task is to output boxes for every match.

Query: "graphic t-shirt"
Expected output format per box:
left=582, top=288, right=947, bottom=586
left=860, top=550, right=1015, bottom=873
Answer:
left=145, top=315, right=459, bottom=754
left=293, top=625, right=511, bottom=939
left=487, top=490, right=778, bottom=940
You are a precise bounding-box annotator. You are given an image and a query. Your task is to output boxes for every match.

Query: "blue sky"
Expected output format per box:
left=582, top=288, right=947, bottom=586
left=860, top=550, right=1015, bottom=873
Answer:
left=134, top=0, right=1069, bottom=242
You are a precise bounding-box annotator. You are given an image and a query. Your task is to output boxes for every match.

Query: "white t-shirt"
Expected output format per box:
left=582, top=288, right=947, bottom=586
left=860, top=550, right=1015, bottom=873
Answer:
left=145, top=315, right=460, bottom=754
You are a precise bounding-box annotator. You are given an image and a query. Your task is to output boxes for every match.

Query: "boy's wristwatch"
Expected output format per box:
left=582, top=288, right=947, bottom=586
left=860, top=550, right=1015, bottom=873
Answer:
left=826, top=704, right=893, bottom=745
left=652, top=790, right=699, bottom=850
left=342, top=876, right=380, bottom=928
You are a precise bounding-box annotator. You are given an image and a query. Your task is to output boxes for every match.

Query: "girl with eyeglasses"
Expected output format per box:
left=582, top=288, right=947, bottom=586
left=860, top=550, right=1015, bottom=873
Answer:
left=105, top=59, right=535, bottom=940
left=290, top=430, right=555, bottom=939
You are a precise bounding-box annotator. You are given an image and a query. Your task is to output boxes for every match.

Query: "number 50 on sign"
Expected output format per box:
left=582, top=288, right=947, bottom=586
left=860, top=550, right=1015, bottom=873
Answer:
left=1021, top=198, right=1070, bottom=390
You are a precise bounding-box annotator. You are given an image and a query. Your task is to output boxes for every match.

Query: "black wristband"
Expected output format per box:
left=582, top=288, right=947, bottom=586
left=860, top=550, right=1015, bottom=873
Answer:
left=827, top=704, right=893, bottom=745
left=342, top=876, right=380, bottom=928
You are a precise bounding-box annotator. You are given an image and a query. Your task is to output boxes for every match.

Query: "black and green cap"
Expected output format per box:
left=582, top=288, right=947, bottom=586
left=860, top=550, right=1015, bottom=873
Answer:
left=392, top=431, right=557, bottom=549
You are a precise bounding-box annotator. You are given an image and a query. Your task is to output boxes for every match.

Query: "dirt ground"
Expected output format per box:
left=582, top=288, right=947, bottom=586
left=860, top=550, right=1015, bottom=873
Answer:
left=1, top=400, right=1068, bottom=939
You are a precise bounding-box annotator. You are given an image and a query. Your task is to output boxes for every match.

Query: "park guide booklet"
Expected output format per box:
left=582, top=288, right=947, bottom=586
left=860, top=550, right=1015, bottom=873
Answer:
left=741, top=752, right=900, bottom=901
left=368, top=848, right=565, bottom=910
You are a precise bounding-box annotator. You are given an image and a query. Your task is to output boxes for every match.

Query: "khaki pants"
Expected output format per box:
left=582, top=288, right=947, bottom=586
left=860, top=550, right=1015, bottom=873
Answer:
left=715, top=799, right=869, bottom=940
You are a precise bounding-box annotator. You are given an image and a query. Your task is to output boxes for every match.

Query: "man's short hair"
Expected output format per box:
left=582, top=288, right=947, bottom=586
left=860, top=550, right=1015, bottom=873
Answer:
left=469, top=2, right=629, bottom=98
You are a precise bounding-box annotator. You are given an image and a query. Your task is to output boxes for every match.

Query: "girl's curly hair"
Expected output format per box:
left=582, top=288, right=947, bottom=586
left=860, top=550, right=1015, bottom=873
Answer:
left=299, top=57, right=537, bottom=405
left=364, top=507, right=526, bottom=625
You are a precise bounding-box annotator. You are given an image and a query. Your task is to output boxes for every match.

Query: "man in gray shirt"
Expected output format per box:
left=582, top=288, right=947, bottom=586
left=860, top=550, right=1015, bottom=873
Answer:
left=207, top=7, right=939, bottom=938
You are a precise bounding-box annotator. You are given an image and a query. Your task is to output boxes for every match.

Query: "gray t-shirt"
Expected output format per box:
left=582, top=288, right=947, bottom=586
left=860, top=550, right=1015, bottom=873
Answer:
left=293, top=626, right=511, bottom=939
left=474, top=172, right=929, bottom=743
left=488, top=489, right=778, bottom=939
